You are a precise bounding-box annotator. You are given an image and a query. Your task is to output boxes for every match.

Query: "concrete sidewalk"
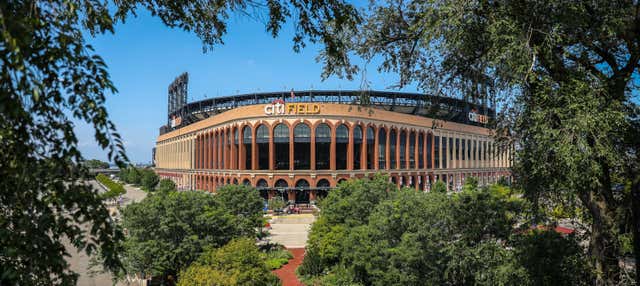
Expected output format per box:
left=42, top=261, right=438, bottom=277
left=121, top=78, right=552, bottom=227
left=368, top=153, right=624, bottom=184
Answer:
left=268, top=214, right=315, bottom=248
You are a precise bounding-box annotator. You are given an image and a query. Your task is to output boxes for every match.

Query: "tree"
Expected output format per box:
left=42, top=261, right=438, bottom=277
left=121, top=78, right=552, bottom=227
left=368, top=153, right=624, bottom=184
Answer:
left=84, top=159, right=110, bottom=169
left=121, top=190, right=248, bottom=281
left=317, top=1, right=640, bottom=283
left=1, top=0, right=358, bottom=282
left=157, top=178, right=177, bottom=193
left=300, top=177, right=589, bottom=285
left=178, top=238, right=280, bottom=286
left=214, top=185, right=265, bottom=231
left=432, top=180, right=447, bottom=193
left=140, top=168, right=159, bottom=191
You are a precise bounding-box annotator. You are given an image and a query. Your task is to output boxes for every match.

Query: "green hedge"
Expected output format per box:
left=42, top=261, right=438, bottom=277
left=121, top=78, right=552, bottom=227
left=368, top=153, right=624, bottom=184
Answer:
left=96, top=174, right=126, bottom=199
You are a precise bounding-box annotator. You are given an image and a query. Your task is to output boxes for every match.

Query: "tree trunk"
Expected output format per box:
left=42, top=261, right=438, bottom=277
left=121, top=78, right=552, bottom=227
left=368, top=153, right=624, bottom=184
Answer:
left=579, top=191, right=621, bottom=285
left=630, top=177, right=640, bottom=285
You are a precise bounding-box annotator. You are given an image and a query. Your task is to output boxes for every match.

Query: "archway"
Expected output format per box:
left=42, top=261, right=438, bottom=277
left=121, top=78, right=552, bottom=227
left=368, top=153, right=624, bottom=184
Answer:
left=257, top=179, right=269, bottom=200
left=316, top=179, right=330, bottom=200
left=274, top=124, right=289, bottom=170
left=275, top=179, right=289, bottom=202
left=256, top=125, right=269, bottom=170
left=294, top=123, right=311, bottom=169
left=335, top=124, right=349, bottom=170
left=295, top=179, right=310, bottom=204
left=315, top=123, right=331, bottom=170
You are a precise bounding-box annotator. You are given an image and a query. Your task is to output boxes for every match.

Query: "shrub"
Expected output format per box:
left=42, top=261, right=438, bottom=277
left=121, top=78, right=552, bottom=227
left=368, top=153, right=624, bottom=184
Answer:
left=96, top=174, right=126, bottom=199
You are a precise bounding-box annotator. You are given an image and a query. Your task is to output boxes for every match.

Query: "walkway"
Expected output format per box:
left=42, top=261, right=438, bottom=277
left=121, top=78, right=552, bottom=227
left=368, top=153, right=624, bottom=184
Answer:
left=268, top=213, right=315, bottom=286
left=273, top=248, right=305, bottom=286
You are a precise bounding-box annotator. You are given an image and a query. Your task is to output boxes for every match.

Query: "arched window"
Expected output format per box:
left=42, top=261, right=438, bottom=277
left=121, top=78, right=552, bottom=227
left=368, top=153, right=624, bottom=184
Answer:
left=409, top=132, right=416, bottom=168
left=234, top=128, right=239, bottom=169
left=295, top=179, right=310, bottom=203
left=243, top=126, right=252, bottom=169
left=353, top=126, right=363, bottom=169
left=418, top=133, right=424, bottom=169
left=274, top=124, right=289, bottom=170
left=335, top=125, right=348, bottom=170
left=378, top=128, right=386, bottom=169
left=256, top=125, right=269, bottom=170
left=316, top=179, right=330, bottom=200
left=315, top=124, right=331, bottom=170
left=399, top=130, right=407, bottom=168
left=275, top=179, right=288, bottom=189
left=366, top=126, right=375, bottom=169
left=242, top=179, right=251, bottom=186
left=257, top=179, right=269, bottom=189
left=294, top=123, right=311, bottom=169
left=390, top=129, right=397, bottom=169
left=232, top=178, right=238, bottom=185
left=337, top=178, right=347, bottom=185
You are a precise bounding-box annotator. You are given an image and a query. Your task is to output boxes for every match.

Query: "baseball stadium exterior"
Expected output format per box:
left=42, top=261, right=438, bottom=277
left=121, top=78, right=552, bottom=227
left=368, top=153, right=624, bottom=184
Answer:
left=154, top=87, right=512, bottom=204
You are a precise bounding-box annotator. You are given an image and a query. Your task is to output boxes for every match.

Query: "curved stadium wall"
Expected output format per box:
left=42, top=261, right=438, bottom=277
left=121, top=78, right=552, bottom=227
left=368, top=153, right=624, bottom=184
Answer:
left=155, top=91, right=512, bottom=203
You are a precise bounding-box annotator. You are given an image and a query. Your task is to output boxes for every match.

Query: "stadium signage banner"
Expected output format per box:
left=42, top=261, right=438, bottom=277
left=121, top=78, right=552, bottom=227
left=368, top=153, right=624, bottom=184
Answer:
left=265, top=100, right=320, bottom=115
left=468, top=110, right=488, bottom=124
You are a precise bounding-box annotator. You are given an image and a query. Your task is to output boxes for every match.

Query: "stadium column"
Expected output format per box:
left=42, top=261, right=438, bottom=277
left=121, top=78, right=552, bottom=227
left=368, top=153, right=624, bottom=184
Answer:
left=329, top=123, right=336, bottom=170
left=373, top=126, right=379, bottom=170
left=385, top=128, right=391, bottom=170
left=310, top=124, right=316, bottom=171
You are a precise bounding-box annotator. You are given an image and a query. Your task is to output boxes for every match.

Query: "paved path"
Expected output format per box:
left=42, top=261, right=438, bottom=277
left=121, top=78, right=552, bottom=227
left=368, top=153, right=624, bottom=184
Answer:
left=268, top=214, right=315, bottom=286
left=66, top=181, right=147, bottom=286
left=273, top=248, right=305, bottom=286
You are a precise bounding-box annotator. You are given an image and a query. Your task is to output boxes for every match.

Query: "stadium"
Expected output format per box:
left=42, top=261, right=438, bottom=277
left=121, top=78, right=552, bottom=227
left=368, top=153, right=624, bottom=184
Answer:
left=154, top=73, right=512, bottom=203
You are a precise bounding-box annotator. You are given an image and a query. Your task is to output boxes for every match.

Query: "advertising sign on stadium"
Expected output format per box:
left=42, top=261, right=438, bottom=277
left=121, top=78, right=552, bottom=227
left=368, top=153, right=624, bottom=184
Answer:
left=170, top=116, right=182, bottom=127
left=265, top=99, right=320, bottom=116
left=468, top=109, right=488, bottom=124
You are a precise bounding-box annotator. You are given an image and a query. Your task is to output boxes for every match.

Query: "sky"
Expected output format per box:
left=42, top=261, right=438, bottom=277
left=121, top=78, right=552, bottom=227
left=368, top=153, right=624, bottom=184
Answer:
left=77, top=8, right=419, bottom=164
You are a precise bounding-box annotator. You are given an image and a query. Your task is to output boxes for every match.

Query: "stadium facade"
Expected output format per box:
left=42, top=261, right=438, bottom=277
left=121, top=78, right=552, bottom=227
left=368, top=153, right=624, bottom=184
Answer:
left=155, top=84, right=512, bottom=203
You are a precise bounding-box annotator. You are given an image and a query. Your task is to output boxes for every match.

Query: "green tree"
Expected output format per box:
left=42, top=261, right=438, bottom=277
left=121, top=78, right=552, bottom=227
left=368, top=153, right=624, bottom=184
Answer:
left=317, top=1, right=640, bottom=283
left=140, top=168, right=159, bottom=191
left=432, top=180, right=447, bottom=193
left=121, top=190, right=247, bottom=281
left=84, top=159, right=110, bottom=169
left=178, top=238, right=280, bottom=286
left=1, top=1, right=358, bottom=282
left=215, top=185, right=265, bottom=231
left=462, top=177, right=479, bottom=193
left=157, top=178, right=177, bottom=193
left=126, top=167, right=141, bottom=185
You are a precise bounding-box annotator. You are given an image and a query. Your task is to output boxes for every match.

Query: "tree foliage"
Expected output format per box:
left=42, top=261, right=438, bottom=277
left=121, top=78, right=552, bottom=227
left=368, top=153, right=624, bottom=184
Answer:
left=96, top=173, right=126, bottom=199
left=299, top=177, right=591, bottom=285
left=178, top=238, right=280, bottom=286
left=157, top=178, right=177, bottom=193
left=84, top=159, right=110, bottom=169
left=317, top=1, right=640, bottom=283
left=0, top=0, right=358, bottom=282
left=140, top=168, right=159, bottom=191
left=120, top=185, right=267, bottom=281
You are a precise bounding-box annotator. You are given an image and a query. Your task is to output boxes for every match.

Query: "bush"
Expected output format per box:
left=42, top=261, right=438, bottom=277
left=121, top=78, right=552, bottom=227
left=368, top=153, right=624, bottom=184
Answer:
left=157, top=179, right=177, bottom=193
left=178, top=238, right=280, bottom=286
left=432, top=180, right=447, bottom=193
left=96, top=174, right=126, bottom=199
left=264, top=248, right=293, bottom=270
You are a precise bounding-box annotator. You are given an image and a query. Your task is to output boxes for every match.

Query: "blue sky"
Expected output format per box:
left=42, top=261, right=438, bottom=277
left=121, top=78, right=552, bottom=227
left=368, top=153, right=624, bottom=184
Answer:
left=77, top=9, right=419, bottom=164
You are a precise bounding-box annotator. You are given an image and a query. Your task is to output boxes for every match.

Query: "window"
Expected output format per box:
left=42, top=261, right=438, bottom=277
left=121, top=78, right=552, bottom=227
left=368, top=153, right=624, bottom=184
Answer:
left=399, top=130, right=407, bottom=168
left=434, top=136, right=440, bottom=168
left=315, top=123, right=331, bottom=170
left=426, top=133, right=432, bottom=169
left=336, top=125, right=348, bottom=170
left=353, top=126, right=363, bottom=169
left=294, top=124, right=311, bottom=169
left=243, top=126, right=252, bottom=169
left=442, top=136, right=447, bottom=168
left=390, top=129, right=397, bottom=169
left=409, top=132, right=416, bottom=168
left=367, top=127, right=375, bottom=169
left=256, top=125, right=269, bottom=170
left=461, top=139, right=466, bottom=161
left=418, top=133, right=424, bottom=169
left=455, top=138, right=460, bottom=161
left=378, top=128, right=387, bottom=169
left=274, top=124, right=290, bottom=170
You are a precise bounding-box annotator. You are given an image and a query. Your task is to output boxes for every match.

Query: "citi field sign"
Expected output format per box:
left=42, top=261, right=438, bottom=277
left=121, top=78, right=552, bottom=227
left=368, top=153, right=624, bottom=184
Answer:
left=264, top=99, right=321, bottom=115
left=468, top=109, right=489, bottom=124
